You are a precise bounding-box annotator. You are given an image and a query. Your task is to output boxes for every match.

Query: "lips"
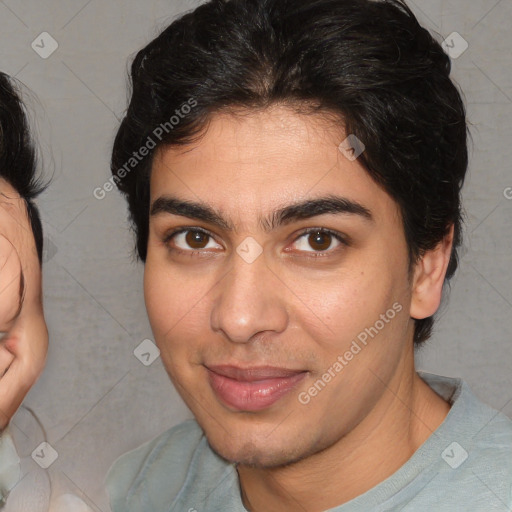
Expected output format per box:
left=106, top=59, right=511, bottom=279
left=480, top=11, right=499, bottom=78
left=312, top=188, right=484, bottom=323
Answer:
left=206, top=364, right=307, bottom=412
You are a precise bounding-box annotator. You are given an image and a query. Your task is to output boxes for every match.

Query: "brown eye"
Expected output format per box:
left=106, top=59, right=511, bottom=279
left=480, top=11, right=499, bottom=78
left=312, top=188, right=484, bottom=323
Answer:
left=185, top=230, right=210, bottom=249
left=291, top=228, right=346, bottom=254
left=308, top=231, right=332, bottom=251
left=165, top=228, right=222, bottom=253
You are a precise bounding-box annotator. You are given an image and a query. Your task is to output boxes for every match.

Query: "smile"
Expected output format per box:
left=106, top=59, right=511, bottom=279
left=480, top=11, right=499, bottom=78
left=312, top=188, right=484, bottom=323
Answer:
left=206, top=365, right=308, bottom=412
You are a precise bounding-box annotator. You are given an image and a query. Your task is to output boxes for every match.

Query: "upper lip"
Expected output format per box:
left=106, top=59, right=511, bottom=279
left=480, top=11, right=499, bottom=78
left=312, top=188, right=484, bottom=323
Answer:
left=206, top=364, right=306, bottom=382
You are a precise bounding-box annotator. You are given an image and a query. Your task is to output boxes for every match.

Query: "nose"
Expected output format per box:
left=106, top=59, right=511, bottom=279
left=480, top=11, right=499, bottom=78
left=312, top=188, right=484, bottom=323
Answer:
left=210, top=248, right=288, bottom=344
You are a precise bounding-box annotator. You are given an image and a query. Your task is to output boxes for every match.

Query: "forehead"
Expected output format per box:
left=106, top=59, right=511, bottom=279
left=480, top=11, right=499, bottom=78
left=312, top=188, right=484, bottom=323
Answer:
left=154, top=105, right=344, bottom=170
left=150, top=106, right=400, bottom=225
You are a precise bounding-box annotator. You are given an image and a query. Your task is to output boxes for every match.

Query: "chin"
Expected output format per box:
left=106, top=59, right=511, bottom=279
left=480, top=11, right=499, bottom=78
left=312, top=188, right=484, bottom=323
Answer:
left=203, top=427, right=313, bottom=469
left=213, top=442, right=293, bottom=468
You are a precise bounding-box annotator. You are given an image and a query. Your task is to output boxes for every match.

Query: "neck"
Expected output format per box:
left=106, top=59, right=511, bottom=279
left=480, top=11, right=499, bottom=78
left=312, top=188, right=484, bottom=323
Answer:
left=236, top=356, right=450, bottom=512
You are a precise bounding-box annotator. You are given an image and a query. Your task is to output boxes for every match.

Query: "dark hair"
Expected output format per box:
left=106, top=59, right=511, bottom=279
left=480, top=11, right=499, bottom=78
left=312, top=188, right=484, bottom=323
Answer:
left=111, top=0, right=468, bottom=344
left=0, top=72, right=47, bottom=264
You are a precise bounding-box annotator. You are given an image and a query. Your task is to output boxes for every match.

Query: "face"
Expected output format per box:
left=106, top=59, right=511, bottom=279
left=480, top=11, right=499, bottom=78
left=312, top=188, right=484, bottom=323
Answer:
left=144, top=105, right=418, bottom=467
left=0, top=177, right=48, bottom=428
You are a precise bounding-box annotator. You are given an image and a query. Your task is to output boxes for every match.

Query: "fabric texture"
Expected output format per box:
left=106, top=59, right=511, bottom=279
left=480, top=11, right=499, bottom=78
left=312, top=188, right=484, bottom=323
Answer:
left=106, top=373, right=512, bottom=511
left=0, top=424, right=93, bottom=511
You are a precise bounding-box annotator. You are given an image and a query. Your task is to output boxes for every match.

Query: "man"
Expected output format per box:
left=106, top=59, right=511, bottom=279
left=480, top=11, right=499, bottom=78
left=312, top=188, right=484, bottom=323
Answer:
left=106, top=0, right=512, bottom=510
left=0, top=71, right=48, bottom=505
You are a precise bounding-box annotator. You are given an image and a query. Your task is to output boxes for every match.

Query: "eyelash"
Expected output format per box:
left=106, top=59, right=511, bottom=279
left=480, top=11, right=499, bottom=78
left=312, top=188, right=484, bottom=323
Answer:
left=162, top=226, right=348, bottom=258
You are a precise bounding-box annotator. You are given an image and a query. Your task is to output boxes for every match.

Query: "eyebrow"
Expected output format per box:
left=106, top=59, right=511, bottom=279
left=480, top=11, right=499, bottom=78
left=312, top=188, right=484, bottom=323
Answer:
left=150, top=194, right=373, bottom=233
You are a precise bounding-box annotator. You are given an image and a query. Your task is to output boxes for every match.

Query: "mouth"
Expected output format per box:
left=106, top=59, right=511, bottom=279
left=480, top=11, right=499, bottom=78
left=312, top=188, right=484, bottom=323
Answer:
left=205, top=364, right=308, bottom=412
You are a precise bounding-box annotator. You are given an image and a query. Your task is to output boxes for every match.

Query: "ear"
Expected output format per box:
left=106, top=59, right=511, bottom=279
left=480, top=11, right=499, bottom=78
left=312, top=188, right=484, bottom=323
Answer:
left=410, top=224, right=454, bottom=320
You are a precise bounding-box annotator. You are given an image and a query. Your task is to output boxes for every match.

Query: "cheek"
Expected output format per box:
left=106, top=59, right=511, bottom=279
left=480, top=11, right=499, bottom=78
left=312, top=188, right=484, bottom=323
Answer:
left=287, top=255, right=404, bottom=357
left=144, top=261, right=180, bottom=340
left=143, top=259, right=212, bottom=356
left=302, top=274, right=410, bottom=404
left=0, top=236, right=21, bottom=328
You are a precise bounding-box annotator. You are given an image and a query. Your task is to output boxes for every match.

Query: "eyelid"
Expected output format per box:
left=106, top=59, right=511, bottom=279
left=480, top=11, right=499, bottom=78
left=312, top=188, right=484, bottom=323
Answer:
left=163, top=226, right=220, bottom=246
left=293, top=227, right=349, bottom=246
left=163, top=226, right=349, bottom=255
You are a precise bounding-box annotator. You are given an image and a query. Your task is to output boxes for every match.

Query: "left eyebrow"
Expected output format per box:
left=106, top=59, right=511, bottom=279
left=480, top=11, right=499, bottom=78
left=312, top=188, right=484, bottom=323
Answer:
left=150, top=194, right=373, bottom=234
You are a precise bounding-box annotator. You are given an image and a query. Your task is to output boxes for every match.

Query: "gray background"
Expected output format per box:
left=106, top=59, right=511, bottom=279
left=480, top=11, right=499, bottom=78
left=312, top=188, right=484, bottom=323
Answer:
left=0, top=0, right=511, bottom=510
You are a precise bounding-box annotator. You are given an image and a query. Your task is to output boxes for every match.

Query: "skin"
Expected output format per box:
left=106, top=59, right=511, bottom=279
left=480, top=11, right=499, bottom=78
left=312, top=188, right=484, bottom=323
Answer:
left=0, top=177, right=48, bottom=431
left=145, top=105, right=453, bottom=511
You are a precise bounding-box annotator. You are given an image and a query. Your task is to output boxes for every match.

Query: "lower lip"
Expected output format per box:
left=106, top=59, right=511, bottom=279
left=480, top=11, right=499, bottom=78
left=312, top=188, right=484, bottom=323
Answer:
left=207, top=369, right=307, bottom=412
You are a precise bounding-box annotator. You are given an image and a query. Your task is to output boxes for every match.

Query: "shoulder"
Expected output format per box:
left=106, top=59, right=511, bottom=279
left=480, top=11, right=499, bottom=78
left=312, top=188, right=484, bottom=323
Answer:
left=416, top=373, right=512, bottom=507
left=105, top=419, right=233, bottom=512
left=105, top=419, right=202, bottom=510
left=437, top=377, right=512, bottom=507
left=469, top=404, right=512, bottom=489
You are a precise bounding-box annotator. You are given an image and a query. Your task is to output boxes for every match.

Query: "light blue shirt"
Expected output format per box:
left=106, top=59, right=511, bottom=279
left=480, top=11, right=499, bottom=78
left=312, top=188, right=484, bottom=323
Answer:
left=106, top=373, right=512, bottom=511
